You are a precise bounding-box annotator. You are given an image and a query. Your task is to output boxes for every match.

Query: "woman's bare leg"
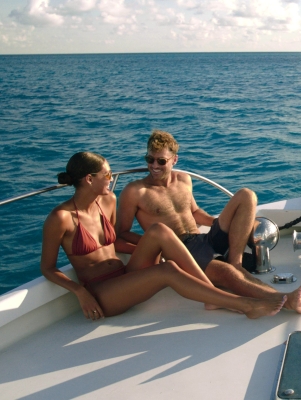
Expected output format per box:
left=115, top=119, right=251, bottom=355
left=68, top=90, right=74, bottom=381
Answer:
left=92, top=261, right=286, bottom=319
left=126, top=222, right=213, bottom=285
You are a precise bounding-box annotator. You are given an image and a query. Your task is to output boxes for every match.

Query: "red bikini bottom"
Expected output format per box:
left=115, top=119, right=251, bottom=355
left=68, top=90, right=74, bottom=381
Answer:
left=83, top=265, right=126, bottom=295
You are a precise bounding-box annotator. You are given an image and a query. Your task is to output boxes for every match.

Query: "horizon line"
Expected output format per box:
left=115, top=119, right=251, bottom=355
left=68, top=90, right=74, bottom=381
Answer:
left=1, top=50, right=301, bottom=56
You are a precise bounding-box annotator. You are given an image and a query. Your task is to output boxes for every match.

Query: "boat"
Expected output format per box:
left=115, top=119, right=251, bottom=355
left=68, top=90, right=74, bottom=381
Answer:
left=1, top=168, right=301, bottom=400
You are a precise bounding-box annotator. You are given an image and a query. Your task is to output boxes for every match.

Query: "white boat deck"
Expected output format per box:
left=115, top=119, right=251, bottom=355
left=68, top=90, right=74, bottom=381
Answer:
left=1, top=232, right=301, bottom=400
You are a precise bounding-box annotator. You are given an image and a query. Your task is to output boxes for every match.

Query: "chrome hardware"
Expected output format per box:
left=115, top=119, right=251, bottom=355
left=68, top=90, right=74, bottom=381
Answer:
left=292, top=230, right=301, bottom=251
left=249, top=217, right=279, bottom=274
left=271, top=273, right=297, bottom=284
left=283, top=389, right=294, bottom=395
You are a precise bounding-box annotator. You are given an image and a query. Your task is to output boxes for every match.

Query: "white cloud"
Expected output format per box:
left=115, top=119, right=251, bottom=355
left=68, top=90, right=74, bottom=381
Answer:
left=9, top=0, right=64, bottom=27
left=59, top=0, right=98, bottom=15
left=163, top=0, right=301, bottom=48
left=1, top=0, right=301, bottom=53
left=98, top=0, right=132, bottom=24
left=68, top=0, right=98, bottom=11
left=211, top=0, right=301, bottom=32
left=71, top=16, right=82, bottom=24
left=96, top=0, right=140, bottom=36
left=15, top=34, right=28, bottom=42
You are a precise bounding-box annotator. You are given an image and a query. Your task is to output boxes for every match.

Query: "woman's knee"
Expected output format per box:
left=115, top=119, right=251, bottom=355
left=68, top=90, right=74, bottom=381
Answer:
left=161, top=260, right=182, bottom=277
left=148, top=222, right=174, bottom=239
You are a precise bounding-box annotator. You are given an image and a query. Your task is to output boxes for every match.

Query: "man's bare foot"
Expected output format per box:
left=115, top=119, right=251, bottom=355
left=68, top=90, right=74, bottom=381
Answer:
left=285, top=286, right=301, bottom=313
left=244, top=295, right=287, bottom=319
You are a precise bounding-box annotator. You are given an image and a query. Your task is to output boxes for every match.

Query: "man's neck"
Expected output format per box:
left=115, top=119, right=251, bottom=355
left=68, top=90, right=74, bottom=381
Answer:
left=146, top=171, right=174, bottom=187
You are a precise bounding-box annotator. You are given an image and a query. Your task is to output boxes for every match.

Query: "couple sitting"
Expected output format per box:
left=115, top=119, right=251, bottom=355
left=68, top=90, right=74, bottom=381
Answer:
left=41, top=130, right=301, bottom=321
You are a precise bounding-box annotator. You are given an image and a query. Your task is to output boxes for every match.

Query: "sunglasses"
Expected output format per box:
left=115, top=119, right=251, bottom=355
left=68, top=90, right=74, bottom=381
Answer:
left=144, top=155, right=174, bottom=166
left=91, top=170, right=112, bottom=180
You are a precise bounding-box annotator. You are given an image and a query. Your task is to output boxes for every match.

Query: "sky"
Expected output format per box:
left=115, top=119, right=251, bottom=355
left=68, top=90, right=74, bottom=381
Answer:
left=1, top=0, right=301, bottom=54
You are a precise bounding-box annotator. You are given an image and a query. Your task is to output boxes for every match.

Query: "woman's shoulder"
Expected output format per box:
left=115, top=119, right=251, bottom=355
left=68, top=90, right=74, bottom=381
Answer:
left=97, top=191, right=116, bottom=205
left=96, top=193, right=117, bottom=222
left=52, top=198, right=74, bottom=212
left=45, top=199, right=74, bottom=225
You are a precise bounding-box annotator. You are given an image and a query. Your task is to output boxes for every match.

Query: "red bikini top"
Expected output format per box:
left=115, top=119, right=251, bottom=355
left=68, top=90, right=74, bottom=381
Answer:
left=69, top=199, right=116, bottom=256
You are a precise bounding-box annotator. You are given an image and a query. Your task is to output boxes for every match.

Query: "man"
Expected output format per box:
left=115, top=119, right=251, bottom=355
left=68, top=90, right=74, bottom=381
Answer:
left=116, top=129, right=301, bottom=313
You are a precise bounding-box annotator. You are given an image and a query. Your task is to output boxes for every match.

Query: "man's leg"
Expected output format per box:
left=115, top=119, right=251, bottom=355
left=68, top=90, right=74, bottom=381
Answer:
left=218, top=188, right=257, bottom=269
left=205, top=258, right=301, bottom=313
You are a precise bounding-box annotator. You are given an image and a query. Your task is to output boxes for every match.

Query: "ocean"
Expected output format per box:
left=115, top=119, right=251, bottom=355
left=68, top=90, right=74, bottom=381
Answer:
left=1, top=52, right=301, bottom=295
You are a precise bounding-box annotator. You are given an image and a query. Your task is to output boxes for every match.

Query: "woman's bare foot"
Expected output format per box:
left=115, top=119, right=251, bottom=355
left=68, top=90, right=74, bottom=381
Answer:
left=243, top=295, right=287, bottom=319
left=204, top=303, right=243, bottom=314
left=284, top=287, right=301, bottom=313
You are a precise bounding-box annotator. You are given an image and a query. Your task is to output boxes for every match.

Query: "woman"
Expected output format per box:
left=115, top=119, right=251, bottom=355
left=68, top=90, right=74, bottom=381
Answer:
left=41, top=152, right=286, bottom=320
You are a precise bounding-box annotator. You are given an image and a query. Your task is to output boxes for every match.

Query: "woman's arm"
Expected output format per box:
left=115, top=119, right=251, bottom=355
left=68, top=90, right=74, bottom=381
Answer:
left=40, top=209, right=104, bottom=319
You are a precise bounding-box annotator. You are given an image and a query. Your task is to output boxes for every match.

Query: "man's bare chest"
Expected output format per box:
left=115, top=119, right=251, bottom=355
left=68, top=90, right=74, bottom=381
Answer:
left=139, top=186, right=191, bottom=216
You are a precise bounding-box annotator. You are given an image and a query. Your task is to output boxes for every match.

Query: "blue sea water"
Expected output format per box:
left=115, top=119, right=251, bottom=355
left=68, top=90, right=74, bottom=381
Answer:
left=1, top=52, right=301, bottom=295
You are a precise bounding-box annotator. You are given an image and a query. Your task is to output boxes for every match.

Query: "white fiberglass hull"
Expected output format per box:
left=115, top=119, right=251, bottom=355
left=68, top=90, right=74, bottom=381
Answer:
left=1, top=198, right=301, bottom=399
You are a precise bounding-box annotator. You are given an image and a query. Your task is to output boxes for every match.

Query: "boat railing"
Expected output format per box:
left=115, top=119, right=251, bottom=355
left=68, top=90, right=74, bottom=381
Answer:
left=0, top=168, right=233, bottom=207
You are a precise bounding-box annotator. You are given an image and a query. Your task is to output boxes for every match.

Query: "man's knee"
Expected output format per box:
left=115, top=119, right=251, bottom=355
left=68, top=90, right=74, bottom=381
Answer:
left=235, top=188, right=257, bottom=206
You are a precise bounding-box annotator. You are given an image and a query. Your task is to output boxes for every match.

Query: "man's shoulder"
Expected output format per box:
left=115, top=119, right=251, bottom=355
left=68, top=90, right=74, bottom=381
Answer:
left=172, top=170, right=192, bottom=185
left=120, top=171, right=191, bottom=193
left=123, top=177, right=147, bottom=190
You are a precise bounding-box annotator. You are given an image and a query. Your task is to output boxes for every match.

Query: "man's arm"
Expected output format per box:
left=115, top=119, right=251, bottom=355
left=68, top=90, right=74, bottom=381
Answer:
left=115, top=182, right=142, bottom=253
left=191, top=193, right=215, bottom=227
left=102, top=191, right=137, bottom=254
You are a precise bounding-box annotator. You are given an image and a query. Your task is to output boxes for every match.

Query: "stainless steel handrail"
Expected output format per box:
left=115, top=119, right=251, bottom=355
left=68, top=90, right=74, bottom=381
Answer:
left=173, top=169, right=233, bottom=198
left=0, top=168, right=233, bottom=207
left=0, top=184, right=68, bottom=206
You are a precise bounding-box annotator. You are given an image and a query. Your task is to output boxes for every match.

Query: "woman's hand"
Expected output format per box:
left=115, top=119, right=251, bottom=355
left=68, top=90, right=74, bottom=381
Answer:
left=76, top=286, right=104, bottom=320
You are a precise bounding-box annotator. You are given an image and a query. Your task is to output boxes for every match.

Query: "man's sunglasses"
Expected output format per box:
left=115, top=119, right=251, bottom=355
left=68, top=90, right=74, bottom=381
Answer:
left=144, top=155, right=174, bottom=166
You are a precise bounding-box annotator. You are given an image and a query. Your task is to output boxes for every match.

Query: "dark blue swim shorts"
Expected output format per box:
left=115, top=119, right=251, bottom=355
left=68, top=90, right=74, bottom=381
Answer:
left=181, top=219, right=229, bottom=271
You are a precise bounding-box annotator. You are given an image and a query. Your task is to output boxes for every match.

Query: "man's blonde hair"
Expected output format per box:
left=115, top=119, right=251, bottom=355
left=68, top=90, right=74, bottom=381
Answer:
left=147, top=130, right=179, bottom=154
